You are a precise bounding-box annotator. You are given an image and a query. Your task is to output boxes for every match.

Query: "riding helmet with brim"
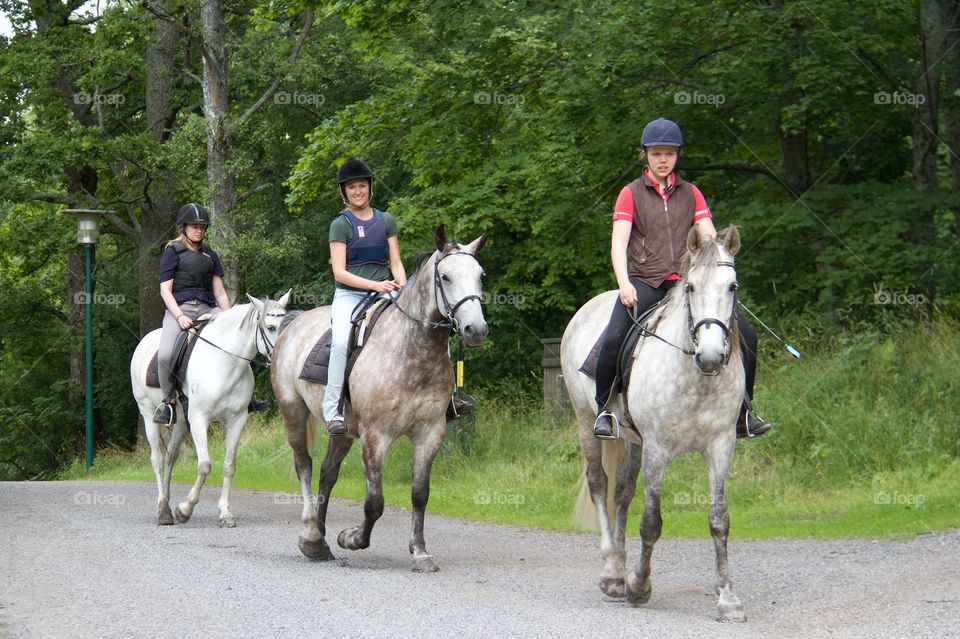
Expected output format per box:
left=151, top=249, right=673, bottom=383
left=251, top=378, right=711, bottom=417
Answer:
left=337, top=158, right=375, bottom=185
left=176, top=203, right=211, bottom=227
left=641, top=118, right=683, bottom=149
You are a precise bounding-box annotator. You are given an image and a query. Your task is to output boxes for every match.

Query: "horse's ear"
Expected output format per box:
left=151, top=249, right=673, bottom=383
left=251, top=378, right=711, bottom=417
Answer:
left=686, top=226, right=701, bottom=253
left=722, top=225, right=741, bottom=256
left=246, top=294, right=264, bottom=313
left=463, top=231, right=488, bottom=255
left=434, top=225, right=448, bottom=252
left=277, top=288, right=292, bottom=308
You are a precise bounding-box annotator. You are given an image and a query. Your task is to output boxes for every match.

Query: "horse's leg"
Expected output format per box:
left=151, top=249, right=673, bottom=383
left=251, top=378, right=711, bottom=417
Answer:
left=706, top=439, right=746, bottom=622
left=626, top=449, right=667, bottom=605
left=337, top=429, right=392, bottom=551
left=408, top=424, right=445, bottom=573
left=579, top=423, right=622, bottom=596
left=306, top=433, right=354, bottom=560
left=175, top=414, right=212, bottom=524
left=143, top=419, right=173, bottom=525
left=161, top=420, right=189, bottom=524
left=216, top=411, right=248, bottom=528
left=605, top=441, right=643, bottom=597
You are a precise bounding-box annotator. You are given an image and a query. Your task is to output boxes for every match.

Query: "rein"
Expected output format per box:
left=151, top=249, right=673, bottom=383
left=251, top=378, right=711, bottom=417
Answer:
left=192, top=310, right=278, bottom=368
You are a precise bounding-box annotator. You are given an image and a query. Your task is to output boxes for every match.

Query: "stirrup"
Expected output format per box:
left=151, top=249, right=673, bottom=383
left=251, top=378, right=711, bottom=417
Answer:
left=593, top=411, right=619, bottom=440
left=152, top=401, right=176, bottom=426
left=737, top=411, right=772, bottom=438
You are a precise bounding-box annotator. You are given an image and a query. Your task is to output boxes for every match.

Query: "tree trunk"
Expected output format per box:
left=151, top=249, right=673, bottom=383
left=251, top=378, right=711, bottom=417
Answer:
left=199, top=0, right=238, bottom=302
left=943, top=4, right=960, bottom=234
left=910, top=0, right=947, bottom=193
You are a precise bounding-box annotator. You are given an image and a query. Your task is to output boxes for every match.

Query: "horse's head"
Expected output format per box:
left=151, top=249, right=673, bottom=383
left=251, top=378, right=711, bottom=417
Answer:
left=684, top=226, right=740, bottom=375
left=247, top=289, right=291, bottom=359
left=432, top=225, right=489, bottom=346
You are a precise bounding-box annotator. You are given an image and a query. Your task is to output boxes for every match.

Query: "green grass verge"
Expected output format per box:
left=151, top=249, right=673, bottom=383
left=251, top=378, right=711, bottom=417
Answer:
left=63, top=395, right=959, bottom=540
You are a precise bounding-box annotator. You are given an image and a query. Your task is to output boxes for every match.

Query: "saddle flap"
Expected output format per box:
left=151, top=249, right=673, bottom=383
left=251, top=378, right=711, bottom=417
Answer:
left=144, top=320, right=210, bottom=391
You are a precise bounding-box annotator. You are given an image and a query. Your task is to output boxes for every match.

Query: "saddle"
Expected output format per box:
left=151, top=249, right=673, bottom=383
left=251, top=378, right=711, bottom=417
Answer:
left=579, top=299, right=668, bottom=395
left=145, top=318, right=213, bottom=402
left=298, top=295, right=392, bottom=411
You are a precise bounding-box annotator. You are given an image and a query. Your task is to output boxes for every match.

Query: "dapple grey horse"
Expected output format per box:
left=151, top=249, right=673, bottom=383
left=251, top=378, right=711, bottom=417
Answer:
left=562, top=226, right=748, bottom=622
left=130, top=292, right=290, bottom=527
left=271, top=226, right=488, bottom=571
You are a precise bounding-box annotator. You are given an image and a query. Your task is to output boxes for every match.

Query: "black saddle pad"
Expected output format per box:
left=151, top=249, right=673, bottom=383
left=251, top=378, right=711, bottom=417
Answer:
left=298, top=328, right=333, bottom=384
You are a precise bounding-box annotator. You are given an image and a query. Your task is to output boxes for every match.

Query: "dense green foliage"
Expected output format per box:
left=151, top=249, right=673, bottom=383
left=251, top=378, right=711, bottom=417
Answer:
left=2, top=1, right=959, bottom=478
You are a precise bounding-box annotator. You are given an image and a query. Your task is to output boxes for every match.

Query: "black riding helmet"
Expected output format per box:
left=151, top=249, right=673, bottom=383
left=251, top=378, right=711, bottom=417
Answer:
left=337, top=157, right=375, bottom=204
left=176, top=203, right=211, bottom=227
left=337, top=157, right=375, bottom=184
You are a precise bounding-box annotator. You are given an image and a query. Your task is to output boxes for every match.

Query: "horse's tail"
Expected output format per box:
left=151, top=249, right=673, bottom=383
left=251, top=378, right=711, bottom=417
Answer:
left=572, top=438, right=626, bottom=531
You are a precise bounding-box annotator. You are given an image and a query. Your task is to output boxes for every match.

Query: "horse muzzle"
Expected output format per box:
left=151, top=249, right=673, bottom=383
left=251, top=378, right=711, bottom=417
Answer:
left=460, top=320, right=489, bottom=347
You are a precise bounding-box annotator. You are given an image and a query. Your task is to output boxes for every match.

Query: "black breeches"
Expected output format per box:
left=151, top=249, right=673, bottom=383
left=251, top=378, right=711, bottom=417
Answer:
left=594, top=278, right=671, bottom=407
left=593, top=278, right=759, bottom=413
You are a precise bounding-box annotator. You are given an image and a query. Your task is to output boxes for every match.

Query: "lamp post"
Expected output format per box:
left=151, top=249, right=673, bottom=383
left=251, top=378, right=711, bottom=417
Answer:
left=65, top=209, right=107, bottom=470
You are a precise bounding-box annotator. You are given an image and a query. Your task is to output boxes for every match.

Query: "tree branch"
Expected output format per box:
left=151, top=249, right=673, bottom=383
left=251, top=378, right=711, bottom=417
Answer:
left=856, top=47, right=902, bottom=91
left=67, top=14, right=102, bottom=26
left=683, top=164, right=799, bottom=198
left=31, top=192, right=76, bottom=205
left=234, top=10, right=314, bottom=129
left=235, top=183, right=272, bottom=208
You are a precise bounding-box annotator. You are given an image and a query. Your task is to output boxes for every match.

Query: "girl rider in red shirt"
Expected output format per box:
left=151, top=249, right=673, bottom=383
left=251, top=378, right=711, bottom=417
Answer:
left=592, top=118, right=772, bottom=440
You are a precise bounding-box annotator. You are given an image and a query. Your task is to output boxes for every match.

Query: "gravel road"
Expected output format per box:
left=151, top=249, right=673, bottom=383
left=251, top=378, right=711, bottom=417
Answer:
left=1, top=481, right=957, bottom=639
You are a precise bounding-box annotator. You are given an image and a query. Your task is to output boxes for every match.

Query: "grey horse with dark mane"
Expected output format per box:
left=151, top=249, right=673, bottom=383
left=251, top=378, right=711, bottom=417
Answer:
left=271, top=226, right=488, bottom=571
left=562, top=226, right=748, bottom=622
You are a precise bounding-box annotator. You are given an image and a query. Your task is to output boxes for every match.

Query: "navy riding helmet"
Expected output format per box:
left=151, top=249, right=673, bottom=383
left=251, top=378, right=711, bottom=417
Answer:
left=641, top=118, right=683, bottom=149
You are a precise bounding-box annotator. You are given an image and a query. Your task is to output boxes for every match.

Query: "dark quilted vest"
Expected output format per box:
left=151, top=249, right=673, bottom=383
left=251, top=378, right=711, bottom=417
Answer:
left=627, top=173, right=696, bottom=288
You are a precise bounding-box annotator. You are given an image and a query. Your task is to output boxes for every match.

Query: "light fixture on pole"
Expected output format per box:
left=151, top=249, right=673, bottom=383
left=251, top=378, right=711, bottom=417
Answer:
left=65, top=209, right=108, bottom=470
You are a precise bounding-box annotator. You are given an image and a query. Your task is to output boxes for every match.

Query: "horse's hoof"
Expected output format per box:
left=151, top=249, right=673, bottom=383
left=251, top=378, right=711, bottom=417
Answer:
left=174, top=505, right=191, bottom=524
left=158, top=506, right=174, bottom=526
left=412, top=557, right=439, bottom=573
left=218, top=516, right=236, bottom=528
left=718, top=589, right=747, bottom=622
left=299, top=536, right=336, bottom=561
left=337, top=527, right=367, bottom=550
left=599, top=577, right=626, bottom=598
left=626, top=577, right=651, bottom=605
left=718, top=603, right=747, bottom=623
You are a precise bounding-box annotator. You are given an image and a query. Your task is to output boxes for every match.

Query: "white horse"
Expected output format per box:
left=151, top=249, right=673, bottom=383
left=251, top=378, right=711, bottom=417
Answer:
left=130, top=292, right=290, bottom=527
left=562, top=227, right=748, bottom=622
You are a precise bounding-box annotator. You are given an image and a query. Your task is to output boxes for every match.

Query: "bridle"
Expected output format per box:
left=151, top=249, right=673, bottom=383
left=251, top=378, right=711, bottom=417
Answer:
left=395, top=250, right=483, bottom=334
left=684, top=259, right=738, bottom=375
left=255, top=308, right=286, bottom=361
left=433, top=251, right=483, bottom=332
left=630, top=259, right=738, bottom=376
